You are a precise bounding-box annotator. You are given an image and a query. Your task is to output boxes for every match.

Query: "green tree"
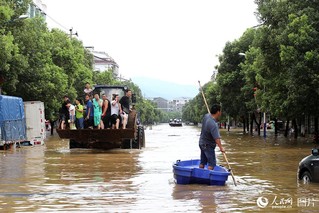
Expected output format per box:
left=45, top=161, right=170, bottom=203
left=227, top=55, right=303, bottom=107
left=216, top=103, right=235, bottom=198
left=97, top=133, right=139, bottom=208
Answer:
left=5, top=17, right=68, bottom=120
left=0, top=0, right=30, bottom=93
left=183, top=80, right=227, bottom=125
left=255, top=0, right=319, bottom=136
left=136, top=99, right=157, bottom=125
left=50, top=28, right=93, bottom=100
left=216, top=29, right=256, bottom=132
left=1, top=5, right=94, bottom=120
left=93, top=70, right=114, bottom=86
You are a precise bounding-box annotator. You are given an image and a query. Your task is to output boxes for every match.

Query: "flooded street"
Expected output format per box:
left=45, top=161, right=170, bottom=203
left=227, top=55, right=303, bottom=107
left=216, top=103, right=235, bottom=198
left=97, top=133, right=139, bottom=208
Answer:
left=1, top=124, right=319, bottom=212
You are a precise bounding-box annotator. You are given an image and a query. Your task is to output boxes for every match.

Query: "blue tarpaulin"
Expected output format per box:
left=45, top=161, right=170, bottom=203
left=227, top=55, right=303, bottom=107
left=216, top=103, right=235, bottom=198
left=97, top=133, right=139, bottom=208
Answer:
left=0, top=95, right=26, bottom=141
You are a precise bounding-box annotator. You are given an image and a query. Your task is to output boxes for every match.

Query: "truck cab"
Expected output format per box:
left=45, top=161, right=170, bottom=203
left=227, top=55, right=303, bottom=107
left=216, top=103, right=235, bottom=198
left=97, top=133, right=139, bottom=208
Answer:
left=94, top=85, right=127, bottom=102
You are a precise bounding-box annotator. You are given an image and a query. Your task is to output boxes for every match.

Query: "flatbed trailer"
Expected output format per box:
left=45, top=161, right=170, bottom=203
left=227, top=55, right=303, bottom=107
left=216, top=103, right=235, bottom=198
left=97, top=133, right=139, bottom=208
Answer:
left=56, top=85, right=145, bottom=150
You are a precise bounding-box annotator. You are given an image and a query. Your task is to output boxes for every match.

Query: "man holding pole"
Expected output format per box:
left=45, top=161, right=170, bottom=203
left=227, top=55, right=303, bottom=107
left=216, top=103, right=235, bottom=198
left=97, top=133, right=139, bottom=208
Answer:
left=199, top=104, right=225, bottom=170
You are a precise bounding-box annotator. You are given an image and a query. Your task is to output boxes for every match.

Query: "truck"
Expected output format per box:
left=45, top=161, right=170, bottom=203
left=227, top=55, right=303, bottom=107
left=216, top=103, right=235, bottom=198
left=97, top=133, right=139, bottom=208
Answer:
left=23, top=101, right=46, bottom=145
left=56, top=85, right=145, bottom=150
left=0, top=95, right=26, bottom=149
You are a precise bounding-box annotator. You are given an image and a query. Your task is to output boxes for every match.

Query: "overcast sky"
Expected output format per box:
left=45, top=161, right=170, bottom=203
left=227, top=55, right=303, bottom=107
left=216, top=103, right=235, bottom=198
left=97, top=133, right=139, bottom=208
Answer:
left=43, top=0, right=259, bottom=86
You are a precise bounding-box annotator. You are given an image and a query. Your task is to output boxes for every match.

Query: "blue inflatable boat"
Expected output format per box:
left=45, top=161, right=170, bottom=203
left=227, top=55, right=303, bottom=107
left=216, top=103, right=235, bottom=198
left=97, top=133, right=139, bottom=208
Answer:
left=173, top=159, right=230, bottom=186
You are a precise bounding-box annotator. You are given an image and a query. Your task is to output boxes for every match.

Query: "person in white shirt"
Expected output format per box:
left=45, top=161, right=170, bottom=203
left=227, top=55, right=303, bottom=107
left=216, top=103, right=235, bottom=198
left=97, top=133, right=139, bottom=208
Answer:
left=67, top=102, right=76, bottom=129
left=110, top=94, right=122, bottom=129
left=83, top=82, right=93, bottom=96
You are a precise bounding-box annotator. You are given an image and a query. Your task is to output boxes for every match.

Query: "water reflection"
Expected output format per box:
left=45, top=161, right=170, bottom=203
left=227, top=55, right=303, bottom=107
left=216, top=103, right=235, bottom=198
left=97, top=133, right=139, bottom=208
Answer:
left=0, top=124, right=319, bottom=212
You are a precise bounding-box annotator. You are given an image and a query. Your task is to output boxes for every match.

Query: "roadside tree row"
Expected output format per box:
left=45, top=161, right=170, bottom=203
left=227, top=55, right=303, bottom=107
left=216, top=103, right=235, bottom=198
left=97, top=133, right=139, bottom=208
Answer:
left=0, top=0, right=161, bottom=125
left=183, top=0, right=319, bottom=138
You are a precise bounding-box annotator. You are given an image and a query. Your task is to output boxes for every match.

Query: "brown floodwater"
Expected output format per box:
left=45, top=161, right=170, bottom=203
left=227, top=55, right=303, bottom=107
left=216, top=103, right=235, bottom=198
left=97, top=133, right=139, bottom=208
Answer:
left=0, top=124, right=318, bottom=212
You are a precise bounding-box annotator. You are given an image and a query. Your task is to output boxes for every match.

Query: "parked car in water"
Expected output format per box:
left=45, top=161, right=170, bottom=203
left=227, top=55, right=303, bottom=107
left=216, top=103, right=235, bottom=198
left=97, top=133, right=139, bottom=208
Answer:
left=298, top=148, right=319, bottom=183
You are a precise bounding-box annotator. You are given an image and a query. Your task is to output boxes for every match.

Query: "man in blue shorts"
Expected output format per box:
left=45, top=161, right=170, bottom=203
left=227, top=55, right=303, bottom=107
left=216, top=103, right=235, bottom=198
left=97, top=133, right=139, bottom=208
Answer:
left=84, top=94, right=94, bottom=129
left=199, top=104, right=225, bottom=170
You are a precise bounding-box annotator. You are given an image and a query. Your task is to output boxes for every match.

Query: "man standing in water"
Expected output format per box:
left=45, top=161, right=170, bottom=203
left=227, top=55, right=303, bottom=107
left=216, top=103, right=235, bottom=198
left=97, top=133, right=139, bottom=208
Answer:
left=199, top=104, right=225, bottom=170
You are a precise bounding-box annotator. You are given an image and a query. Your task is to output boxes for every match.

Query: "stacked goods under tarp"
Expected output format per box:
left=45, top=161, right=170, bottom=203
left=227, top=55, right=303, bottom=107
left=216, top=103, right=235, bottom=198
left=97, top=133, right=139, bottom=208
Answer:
left=0, top=95, right=26, bottom=145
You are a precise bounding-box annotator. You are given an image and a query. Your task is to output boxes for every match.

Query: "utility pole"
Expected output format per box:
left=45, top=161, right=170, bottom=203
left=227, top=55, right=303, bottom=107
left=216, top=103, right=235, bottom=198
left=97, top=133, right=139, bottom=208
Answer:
left=69, top=28, right=78, bottom=38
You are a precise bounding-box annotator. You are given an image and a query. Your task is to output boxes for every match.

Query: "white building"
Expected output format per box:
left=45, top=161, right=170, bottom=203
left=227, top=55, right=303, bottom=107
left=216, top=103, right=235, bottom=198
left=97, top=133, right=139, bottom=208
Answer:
left=86, top=47, right=119, bottom=77
left=150, top=97, right=191, bottom=112
left=169, top=97, right=191, bottom=112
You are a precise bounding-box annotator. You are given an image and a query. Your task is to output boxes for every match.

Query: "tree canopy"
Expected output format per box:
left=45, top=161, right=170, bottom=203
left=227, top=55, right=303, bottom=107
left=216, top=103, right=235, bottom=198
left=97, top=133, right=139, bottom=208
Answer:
left=0, top=0, right=161, bottom=124
left=183, top=0, right=319, bottom=137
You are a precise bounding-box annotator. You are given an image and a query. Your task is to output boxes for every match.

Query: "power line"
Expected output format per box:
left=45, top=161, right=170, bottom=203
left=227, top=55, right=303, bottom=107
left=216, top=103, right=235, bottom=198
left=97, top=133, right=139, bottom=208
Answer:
left=45, top=13, right=69, bottom=32
left=31, top=1, right=70, bottom=32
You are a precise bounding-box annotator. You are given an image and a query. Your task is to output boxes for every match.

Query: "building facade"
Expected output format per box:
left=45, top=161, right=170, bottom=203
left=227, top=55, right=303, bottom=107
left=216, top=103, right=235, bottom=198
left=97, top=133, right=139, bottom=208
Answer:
left=86, top=47, right=119, bottom=77
left=169, top=97, right=190, bottom=112
left=150, top=97, right=191, bottom=112
left=28, top=0, right=47, bottom=19
left=152, top=97, right=169, bottom=112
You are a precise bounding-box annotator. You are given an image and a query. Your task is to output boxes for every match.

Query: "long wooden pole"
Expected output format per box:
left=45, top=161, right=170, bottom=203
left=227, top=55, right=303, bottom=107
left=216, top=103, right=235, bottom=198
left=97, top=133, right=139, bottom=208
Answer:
left=198, top=80, right=237, bottom=186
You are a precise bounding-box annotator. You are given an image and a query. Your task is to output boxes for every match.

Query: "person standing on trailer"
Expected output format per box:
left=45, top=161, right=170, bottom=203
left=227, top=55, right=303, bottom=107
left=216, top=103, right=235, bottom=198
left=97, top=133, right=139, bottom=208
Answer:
left=75, top=98, right=84, bottom=129
left=101, top=94, right=111, bottom=129
left=60, top=95, right=70, bottom=129
left=85, top=94, right=94, bottom=129
left=66, top=101, right=76, bottom=129
left=110, top=94, right=122, bottom=129
left=84, top=82, right=93, bottom=97
left=119, top=89, right=132, bottom=129
left=93, top=93, right=103, bottom=129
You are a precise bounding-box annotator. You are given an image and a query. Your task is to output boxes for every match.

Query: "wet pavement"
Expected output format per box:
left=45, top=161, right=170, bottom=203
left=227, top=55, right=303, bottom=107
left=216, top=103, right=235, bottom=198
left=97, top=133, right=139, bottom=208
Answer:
left=0, top=124, right=318, bottom=212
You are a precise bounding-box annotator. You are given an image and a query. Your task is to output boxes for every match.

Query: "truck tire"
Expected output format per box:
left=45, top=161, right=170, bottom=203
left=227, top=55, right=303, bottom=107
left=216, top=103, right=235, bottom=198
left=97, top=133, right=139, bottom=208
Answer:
left=121, top=125, right=145, bottom=149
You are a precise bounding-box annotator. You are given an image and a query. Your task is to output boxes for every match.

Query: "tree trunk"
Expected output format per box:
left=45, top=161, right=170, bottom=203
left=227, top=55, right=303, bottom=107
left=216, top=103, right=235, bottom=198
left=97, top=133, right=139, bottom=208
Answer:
left=50, top=120, right=55, bottom=136
left=246, top=117, right=249, bottom=132
left=315, top=117, right=318, bottom=134
left=284, top=119, right=290, bottom=137
left=253, top=112, right=261, bottom=136
left=243, top=116, right=246, bottom=134
left=258, top=112, right=262, bottom=136
left=274, top=118, right=278, bottom=136
left=250, top=112, right=254, bottom=136
left=307, top=115, right=311, bottom=135
left=292, top=119, right=298, bottom=139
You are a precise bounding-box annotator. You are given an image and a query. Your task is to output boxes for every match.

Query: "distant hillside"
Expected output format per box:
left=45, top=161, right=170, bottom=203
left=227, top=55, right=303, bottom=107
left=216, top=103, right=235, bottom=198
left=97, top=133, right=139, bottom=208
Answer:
left=131, top=76, right=198, bottom=100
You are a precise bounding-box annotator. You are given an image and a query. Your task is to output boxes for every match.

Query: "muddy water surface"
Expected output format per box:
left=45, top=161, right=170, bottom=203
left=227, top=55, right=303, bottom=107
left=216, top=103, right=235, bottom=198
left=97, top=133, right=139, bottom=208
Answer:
left=0, top=124, right=318, bottom=212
